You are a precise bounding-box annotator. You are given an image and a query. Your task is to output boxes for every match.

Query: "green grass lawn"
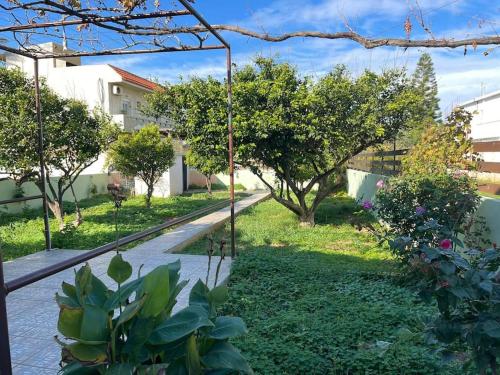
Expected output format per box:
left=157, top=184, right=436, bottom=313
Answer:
left=0, top=191, right=238, bottom=261
left=183, top=195, right=461, bottom=374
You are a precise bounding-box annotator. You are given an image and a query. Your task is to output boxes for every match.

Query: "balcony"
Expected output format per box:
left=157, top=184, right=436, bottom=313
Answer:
left=111, top=109, right=174, bottom=132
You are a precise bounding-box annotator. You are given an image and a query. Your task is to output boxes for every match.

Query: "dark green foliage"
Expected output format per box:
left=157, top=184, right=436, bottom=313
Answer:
left=184, top=196, right=461, bottom=373
left=143, top=79, right=228, bottom=194
left=145, top=58, right=421, bottom=225
left=56, top=255, right=252, bottom=374
left=107, top=124, right=175, bottom=208
left=401, top=53, right=441, bottom=146
left=0, top=67, right=119, bottom=226
left=412, top=53, right=441, bottom=122
left=390, top=224, right=500, bottom=374
left=376, top=174, right=480, bottom=245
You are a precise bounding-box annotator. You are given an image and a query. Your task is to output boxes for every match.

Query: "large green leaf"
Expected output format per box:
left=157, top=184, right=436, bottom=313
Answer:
left=149, top=305, right=214, bottom=345
left=105, top=363, right=134, bottom=375
left=86, top=275, right=110, bottom=307
left=202, top=341, right=253, bottom=374
left=104, top=277, right=143, bottom=312
left=189, top=280, right=210, bottom=311
left=139, top=265, right=170, bottom=318
left=56, top=292, right=81, bottom=309
left=60, top=361, right=102, bottom=374
left=208, top=316, right=248, bottom=340
left=122, top=318, right=156, bottom=357
left=115, top=296, right=146, bottom=329
left=58, top=306, right=84, bottom=339
left=136, top=364, right=170, bottom=375
left=108, top=253, right=133, bottom=284
left=75, top=265, right=92, bottom=305
left=80, top=305, right=109, bottom=342
left=168, top=260, right=182, bottom=289
left=62, top=281, right=78, bottom=300
left=208, top=286, right=229, bottom=306
left=65, top=342, right=108, bottom=363
left=186, top=334, right=202, bottom=375
left=439, top=261, right=456, bottom=276
left=483, top=320, right=500, bottom=338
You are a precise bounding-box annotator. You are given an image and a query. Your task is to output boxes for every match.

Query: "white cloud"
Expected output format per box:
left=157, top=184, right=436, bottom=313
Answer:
left=237, top=0, right=468, bottom=33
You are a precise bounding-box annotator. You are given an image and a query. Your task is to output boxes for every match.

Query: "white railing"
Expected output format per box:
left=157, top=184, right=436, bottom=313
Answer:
left=112, top=110, right=173, bottom=131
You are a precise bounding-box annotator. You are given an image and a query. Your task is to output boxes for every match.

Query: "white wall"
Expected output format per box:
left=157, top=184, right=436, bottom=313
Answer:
left=462, top=91, right=500, bottom=142
left=134, top=154, right=187, bottom=198
left=0, top=173, right=110, bottom=214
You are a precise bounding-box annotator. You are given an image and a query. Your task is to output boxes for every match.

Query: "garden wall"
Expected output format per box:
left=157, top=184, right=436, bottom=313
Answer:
left=189, top=168, right=275, bottom=191
left=347, top=168, right=500, bottom=246
left=0, top=173, right=110, bottom=214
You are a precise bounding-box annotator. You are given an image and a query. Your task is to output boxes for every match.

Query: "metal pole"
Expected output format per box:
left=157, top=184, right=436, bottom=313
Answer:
left=393, top=137, right=397, bottom=174
left=33, top=58, right=52, bottom=250
left=0, top=251, right=13, bottom=375
left=226, top=48, right=236, bottom=259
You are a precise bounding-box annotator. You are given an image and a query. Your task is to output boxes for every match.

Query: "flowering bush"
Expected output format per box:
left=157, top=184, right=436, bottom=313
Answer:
left=390, top=225, right=500, bottom=374
left=376, top=173, right=480, bottom=240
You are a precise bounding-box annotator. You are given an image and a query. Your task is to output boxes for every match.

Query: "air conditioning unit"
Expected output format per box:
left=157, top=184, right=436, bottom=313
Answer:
left=112, top=85, right=122, bottom=95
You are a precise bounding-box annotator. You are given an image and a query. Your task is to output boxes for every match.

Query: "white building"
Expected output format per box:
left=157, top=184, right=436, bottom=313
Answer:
left=461, top=90, right=500, bottom=166
left=2, top=42, right=188, bottom=197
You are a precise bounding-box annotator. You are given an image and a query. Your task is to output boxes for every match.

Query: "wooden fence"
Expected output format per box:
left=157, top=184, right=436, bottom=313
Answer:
left=473, top=141, right=500, bottom=173
left=347, top=149, right=409, bottom=176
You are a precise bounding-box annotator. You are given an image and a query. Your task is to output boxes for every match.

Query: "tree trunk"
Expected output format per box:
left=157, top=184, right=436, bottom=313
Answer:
left=205, top=175, right=212, bottom=196
left=146, top=185, right=154, bottom=208
left=299, top=211, right=315, bottom=227
left=47, top=200, right=65, bottom=230
left=70, top=183, right=83, bottom=228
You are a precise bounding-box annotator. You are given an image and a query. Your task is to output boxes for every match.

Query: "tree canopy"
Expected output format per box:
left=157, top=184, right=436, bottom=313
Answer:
left=143, top=78, right=228, bottom=194
left=402, top=107, right=479, bottom=177
left=107, top=124, right=175, bottom=208
left=412, top=53, right=441, bottom=122
left=234, top=59, right=421, bottom=225
left=147, top=58, right=421, bottom=225
left=0, top=67, right=118, bottom=227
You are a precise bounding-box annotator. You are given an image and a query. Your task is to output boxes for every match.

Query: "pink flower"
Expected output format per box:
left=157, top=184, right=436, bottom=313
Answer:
left=415, top=206, right=426, bottom=216
left=362, top=200, right=374, bottom=210
left=439, top=239, right=452, bottom=250
left=376, top=179, right=385, bottom=189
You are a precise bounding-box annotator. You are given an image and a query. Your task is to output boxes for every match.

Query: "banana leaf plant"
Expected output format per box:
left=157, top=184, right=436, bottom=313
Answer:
left=55, top=253, right=252, bottom=374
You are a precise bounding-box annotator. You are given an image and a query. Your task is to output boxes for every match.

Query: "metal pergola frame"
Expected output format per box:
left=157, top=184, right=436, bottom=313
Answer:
left=0, top=1, right=235, bottom=372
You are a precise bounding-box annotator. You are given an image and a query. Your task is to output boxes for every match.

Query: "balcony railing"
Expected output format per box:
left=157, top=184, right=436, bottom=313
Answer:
left=112, top=110, right=173, bottom=131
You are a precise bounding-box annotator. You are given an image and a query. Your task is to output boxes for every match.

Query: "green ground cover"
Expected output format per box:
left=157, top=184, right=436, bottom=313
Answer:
left=183, top=195, right=461, bottom=374
left=0, top=191, right=237, bottom=261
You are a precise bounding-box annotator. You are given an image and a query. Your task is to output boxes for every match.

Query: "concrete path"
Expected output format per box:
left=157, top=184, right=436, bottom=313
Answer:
left=2, top=192, right=268, bottom=374
left=132, top=192, right=268, bottom=254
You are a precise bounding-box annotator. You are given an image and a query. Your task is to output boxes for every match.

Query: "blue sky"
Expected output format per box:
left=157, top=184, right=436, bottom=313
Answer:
left=88, top=0, right=500, bottom=113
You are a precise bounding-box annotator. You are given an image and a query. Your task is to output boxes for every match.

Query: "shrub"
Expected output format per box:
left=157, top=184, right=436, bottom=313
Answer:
left=55, top=253, right=252, bottom=374
left=375, top=174, right=480, bottom=243
left=390, top=224, right=500, bottom=374
left=401, top=108, right=479, bottom=177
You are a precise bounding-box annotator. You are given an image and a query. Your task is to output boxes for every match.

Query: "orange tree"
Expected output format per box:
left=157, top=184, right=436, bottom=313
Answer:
left=146, top=58, right=421, bottom=226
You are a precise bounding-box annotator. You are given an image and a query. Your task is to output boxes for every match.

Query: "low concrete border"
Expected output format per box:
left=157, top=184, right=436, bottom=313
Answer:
left=130, top=192, right=270, bottom=254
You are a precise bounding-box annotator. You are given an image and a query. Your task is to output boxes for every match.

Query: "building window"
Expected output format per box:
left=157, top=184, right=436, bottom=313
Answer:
left=121, top=99, right=130, bottom=115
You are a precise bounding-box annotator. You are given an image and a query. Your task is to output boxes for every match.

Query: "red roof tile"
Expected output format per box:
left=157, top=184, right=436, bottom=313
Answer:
left=110, top=65, right=158, bottom=91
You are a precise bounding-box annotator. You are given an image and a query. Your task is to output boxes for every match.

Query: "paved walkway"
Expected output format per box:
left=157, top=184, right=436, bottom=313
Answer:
left=3, top=192, right=268, bottom=374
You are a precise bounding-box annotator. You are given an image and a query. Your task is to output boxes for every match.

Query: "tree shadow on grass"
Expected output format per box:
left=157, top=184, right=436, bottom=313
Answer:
left=314, top=194, right=377, bottom=227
